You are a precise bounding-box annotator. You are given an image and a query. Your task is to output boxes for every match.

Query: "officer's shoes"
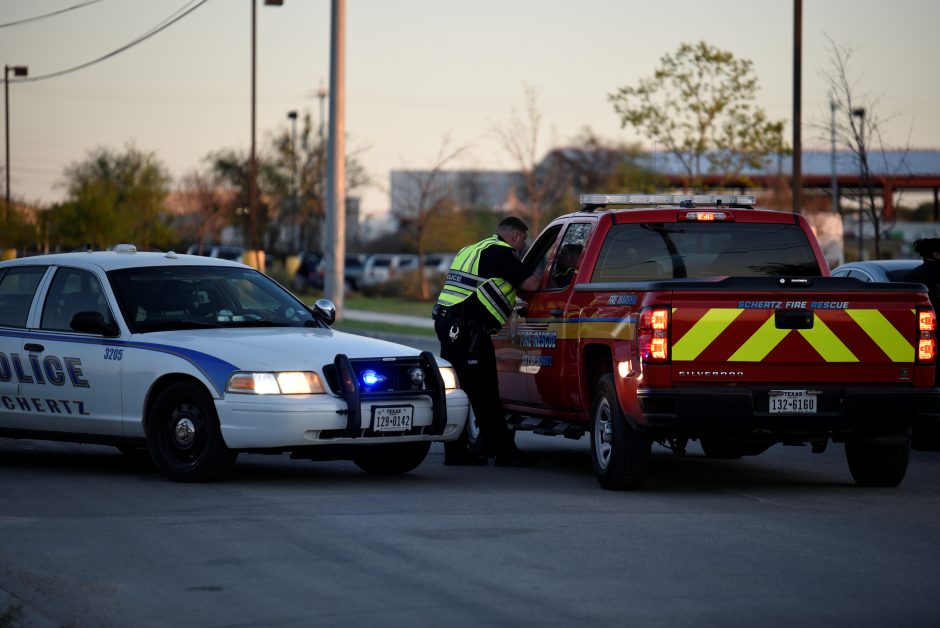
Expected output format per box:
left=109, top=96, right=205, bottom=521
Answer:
left=444, top=454, right=489, bottom=467
left=493, top=448, right=539, bottom=468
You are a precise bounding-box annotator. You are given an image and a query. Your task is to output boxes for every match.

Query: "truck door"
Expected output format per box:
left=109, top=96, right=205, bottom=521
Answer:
left=523, top=222, right=594, bottom=411
left=495, top=224, right=561, bottom=407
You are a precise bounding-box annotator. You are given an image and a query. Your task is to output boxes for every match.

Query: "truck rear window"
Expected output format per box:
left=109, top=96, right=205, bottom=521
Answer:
left=591, top=223, right=822, bottom=281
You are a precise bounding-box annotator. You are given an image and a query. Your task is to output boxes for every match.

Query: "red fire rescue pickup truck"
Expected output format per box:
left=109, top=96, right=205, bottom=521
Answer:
left=493, top=194, right=940, bottom=490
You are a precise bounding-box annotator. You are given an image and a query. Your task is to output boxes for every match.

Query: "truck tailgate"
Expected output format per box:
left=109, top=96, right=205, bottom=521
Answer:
left=665, top=277, right=932, bottom=384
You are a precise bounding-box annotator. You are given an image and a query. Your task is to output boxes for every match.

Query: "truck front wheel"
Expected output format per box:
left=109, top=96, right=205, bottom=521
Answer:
left=590, top=374, right=650, bottom=490
left=845, top=433, right=910, bottom=487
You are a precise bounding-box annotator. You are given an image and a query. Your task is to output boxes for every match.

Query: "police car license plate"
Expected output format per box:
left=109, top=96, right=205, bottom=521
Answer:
left=372, top=405, right=413, bottom=432
left=769, top=390, right=817, bottom=414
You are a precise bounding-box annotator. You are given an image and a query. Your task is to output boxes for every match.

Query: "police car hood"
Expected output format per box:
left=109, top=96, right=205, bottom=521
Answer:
left=133, top=327, right=430, bottom=371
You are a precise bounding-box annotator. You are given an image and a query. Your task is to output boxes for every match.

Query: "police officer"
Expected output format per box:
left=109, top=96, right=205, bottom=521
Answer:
left=907, top=238, right=940, bottom=314
left=434, top=216, right=542, bottom=466
left=906, top=237, right=940, bottom=450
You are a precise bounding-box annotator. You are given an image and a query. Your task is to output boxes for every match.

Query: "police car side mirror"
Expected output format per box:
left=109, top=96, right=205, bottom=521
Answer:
left=312, top=298, right=336, bottom=325
left=70, top=311, right=120, bottom=337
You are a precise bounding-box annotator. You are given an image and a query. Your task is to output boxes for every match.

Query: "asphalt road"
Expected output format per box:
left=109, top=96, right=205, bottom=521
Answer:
left=1, top=432, right=939, bottom=628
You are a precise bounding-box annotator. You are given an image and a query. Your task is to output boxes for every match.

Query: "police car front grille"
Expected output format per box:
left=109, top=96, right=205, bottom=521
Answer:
left=322, top=357, right=440, bottom=395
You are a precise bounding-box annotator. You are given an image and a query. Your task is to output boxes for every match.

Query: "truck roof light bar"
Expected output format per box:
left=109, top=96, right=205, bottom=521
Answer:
left=580, top=194, right=755, bottom=211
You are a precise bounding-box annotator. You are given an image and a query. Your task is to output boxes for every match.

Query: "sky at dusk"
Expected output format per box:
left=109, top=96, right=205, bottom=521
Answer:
left=1, top=0, right=938, bottom=217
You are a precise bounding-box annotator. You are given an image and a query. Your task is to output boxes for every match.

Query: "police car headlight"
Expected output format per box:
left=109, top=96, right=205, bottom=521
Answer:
left=438, top=366, right=458, bottom=390
left=226, top=371, right=325, bottom=395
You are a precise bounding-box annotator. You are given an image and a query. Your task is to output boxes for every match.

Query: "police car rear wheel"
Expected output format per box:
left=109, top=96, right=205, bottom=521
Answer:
left=353, top=441, right=431, bottom=474
left=590, top=374, right=650, bottom=491
left=148, top=382, right=236, bottom=482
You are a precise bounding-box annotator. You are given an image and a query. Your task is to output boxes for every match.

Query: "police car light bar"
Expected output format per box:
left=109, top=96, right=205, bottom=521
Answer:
left=580, top=194, right=756, bottom=209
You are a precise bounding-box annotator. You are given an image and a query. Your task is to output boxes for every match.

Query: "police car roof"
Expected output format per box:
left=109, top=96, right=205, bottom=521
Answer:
left=0, top=247, right=246, bottom=273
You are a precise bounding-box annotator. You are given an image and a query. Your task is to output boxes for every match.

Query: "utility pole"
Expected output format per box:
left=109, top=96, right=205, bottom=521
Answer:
left=791, top=0, right=802, bottom=215
left=325, top=0, right=346, bottom=315
left=830, top=94, right=838, bottom=214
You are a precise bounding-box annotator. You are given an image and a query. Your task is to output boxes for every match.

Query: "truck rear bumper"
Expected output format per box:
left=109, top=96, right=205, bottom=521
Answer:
left=636, top=386, right=940, bottom=437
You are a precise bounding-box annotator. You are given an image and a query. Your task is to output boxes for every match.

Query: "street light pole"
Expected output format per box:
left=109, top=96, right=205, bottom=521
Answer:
left=287, top=109, right=298, bottom=249
left=249, top=0, right=283, bottom=267
left=4, top=64, right=28, bottom=233
left=853, top=107, right=866, bottom=260
left=325, top=0, right=346, bottom=314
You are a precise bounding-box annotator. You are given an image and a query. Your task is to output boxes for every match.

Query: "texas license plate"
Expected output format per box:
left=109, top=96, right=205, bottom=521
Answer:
left=372, top=405, right=413, bottom=432
left=769, top=390, right=817, bottom=414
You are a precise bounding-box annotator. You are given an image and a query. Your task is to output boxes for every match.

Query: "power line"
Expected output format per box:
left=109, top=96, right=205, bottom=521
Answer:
left=2, top=0, right=211, bottom=83
left=0, top=0, right=105, bottom=29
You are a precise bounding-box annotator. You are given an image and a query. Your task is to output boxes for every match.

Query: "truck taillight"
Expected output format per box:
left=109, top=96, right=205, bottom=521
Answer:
left=917, top=307, right=936, bottom=363
left=638, top=306, right=670, bottom=362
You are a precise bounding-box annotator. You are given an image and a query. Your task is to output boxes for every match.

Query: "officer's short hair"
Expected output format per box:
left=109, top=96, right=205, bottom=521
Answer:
left=498, top=216, right=529, bottom=234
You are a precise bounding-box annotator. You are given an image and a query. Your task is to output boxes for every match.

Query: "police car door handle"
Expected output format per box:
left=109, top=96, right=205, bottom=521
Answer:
left=24, top=343, right=44, bottom=352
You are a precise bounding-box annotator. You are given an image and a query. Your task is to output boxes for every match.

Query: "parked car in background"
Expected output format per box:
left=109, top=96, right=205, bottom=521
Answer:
left=832, top=258, right=939, bottom=450
left=360, top=253, right=417, bottom=289
left=422, top=253, right=456, bottom=279
left=185, top=243, right=244, bottom=262
left=294, top=251, right=324, bottom=290
left=830, top=259, right=920, bottom=282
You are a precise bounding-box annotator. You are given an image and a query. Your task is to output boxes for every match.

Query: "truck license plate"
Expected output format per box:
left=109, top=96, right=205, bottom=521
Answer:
left=372, top=405, right=413, bottom=432
left=769, top=390, right=817, bottom=414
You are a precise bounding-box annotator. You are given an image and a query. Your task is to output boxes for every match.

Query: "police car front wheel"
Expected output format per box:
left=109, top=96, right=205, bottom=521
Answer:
left=148, top=381, right=236, bottom=482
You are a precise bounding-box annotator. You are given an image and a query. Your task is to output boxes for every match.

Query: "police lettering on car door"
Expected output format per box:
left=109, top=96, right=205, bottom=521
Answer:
left=0, top=350, right=91, bottom=415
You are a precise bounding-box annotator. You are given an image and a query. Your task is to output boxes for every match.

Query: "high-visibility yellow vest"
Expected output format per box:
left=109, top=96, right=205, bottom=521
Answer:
left=436, top=235, right=518, bottom=326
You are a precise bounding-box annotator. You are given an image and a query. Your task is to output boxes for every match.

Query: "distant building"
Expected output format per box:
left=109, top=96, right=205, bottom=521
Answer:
left=389, top=169, right=520, bottom=214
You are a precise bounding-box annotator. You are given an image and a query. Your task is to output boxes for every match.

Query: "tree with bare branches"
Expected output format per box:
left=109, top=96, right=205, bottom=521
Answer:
left=391, top=136, right=468, bottom=300
left=821, top=36, right=912, bottom=259
left=494, top=85, right=566, bottom=234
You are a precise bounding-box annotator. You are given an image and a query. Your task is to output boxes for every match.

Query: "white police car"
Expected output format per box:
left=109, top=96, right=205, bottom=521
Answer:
left=0, top=245, right=468, bottom=481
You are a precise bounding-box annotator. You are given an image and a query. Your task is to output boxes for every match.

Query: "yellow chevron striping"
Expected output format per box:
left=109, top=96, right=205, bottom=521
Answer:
left=846, top=309, right=914, bottom=362
left=798, top=315, right=858, bottom=362
left=672, top=308, right=743, bottom=361
left=728, top=314, right=789, bottom=362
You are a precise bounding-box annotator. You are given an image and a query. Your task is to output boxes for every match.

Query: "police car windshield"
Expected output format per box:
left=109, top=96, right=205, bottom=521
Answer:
left=108, top=266, right=319, bottom=333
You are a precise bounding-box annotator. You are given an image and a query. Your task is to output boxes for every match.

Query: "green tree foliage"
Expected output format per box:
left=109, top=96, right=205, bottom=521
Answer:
left=609, top=41, right=787, bottom=190
left=50, top=145, right=173, bottom=250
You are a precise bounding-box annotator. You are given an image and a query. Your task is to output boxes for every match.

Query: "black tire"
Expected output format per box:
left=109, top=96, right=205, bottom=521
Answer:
left=147, top=382, right=236, bottom=482
left=845, top=435, right=910, bottom=487
left=353, top=441, right=431, bottom=475
left=590, top=374, right=650, bottom=490
left=445, top=405, right=487, bottom=459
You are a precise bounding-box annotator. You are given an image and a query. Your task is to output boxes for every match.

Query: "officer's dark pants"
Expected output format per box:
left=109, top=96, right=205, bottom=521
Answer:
left=435, top=314, right=512, bottom=458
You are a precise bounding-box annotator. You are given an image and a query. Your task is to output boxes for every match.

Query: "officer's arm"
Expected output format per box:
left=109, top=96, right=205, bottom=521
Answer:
left=519, top=270, right=541, bottom=292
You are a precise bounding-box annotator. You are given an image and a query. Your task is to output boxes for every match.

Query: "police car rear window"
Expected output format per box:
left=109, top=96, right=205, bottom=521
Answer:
left=591, top=223, right=822, bottom=281
left=0, top=266, right=46, bottom=328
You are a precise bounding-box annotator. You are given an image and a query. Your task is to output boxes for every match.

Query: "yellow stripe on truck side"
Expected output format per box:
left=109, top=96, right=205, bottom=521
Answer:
left=798, top=315, right=858, bottom=362
left=846, top=309, right=914, bottom=362
left=671, top=308, right=743, bottom=361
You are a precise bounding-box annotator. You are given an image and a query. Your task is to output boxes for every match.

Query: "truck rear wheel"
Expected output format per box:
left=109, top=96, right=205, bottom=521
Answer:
left=845, top=434, right=910, bottom=487
left=591, top=374, right=650, bottom=490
